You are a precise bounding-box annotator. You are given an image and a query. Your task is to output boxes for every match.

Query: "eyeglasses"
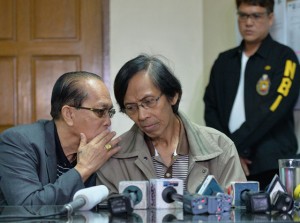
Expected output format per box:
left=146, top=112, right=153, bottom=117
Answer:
left=237, top=11, right=269, bottom=23
left=72, top=106, right=116, bottom=118
left=123, top=94, right=163, bottom=116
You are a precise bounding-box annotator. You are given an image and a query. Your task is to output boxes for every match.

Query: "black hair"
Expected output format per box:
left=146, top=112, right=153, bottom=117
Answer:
left=236, top=0, right=274, bottom=13
left=114, top=54, right=182, bottom=114
left=50, top=71, right=102, bottom=120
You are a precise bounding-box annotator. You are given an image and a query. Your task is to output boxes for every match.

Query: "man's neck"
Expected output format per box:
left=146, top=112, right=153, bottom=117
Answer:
left=244, top=42, right=261, bottom=57
left=150, top=115, right=181, bottom=162
left=54, top=120, right=79, bottom=158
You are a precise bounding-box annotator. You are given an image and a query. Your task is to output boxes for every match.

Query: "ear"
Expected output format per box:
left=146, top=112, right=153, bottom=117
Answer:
left=61, top=105, right=75, bottom=126
left=170, top=93, right=179, bottom=105
left=268, top=12, right=274, bottom=27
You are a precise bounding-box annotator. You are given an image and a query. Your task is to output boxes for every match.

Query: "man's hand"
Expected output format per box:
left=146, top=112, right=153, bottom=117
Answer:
left=239, top=157, right=252, bottom=176
left=75, top=130, right=121, bottom=181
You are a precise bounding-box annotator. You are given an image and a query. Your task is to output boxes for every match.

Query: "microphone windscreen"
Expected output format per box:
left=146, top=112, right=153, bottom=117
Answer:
left=119, top=181, right=149, bottom=209
left=73, top=185, right=109, bottom=211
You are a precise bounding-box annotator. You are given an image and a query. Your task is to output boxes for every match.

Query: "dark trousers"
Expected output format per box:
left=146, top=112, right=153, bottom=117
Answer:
left=247, top=169, right=279, bottom=191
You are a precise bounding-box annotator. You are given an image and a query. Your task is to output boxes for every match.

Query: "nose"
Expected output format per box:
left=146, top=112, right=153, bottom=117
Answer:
left=103, top=114, right=112, bottom=127
left=245, top=16, right=254, bottom=25
left=137, top=106, right=149, bottom=121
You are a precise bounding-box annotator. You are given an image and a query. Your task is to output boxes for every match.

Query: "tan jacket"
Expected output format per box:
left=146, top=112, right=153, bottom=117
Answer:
left=96, top=112, right=246, bottom=195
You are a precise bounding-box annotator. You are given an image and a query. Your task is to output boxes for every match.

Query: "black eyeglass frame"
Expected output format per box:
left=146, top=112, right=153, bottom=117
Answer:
left=122, top=93, right=163, bottom=115
left=72, top=106, right=116, bottom=118
left=237, top=11, right=269, bottom=22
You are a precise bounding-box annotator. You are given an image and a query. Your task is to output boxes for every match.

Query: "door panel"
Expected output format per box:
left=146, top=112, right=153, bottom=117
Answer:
left=31, top=0, right=79, bottom=40
left=33, top=56, right=80, bottom=120
left=0, top=0, right=103, bottom=132
left=0, top=57, right=16, bottom=129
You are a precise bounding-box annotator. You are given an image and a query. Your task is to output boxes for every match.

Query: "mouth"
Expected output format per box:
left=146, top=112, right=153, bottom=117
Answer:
left=244, top=29, right=254, bottom=35
left=141, top=123, right=158, bottom=132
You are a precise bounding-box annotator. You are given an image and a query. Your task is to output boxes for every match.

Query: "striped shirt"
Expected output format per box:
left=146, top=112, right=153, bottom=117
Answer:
left=152, top=154, right=189, bottom=189
left=54, top=125, right=77, bottom=178
left=146, top=117, right=190, bottom=190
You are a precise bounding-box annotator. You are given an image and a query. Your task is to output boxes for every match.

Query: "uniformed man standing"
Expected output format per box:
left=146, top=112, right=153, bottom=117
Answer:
left=203, top=0, right=300, bottom=189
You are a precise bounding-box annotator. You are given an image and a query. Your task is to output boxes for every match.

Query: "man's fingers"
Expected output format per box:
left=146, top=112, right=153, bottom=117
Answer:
left=107, top=145, right=122, bottom=155
left=79, top=133, right=87, bottom=148
left=87, top=129, right=111, bottom=145
left=104, top=136, right=121, bottom=152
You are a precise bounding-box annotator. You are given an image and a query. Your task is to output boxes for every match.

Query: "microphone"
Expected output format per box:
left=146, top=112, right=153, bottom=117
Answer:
left=149, top=178, right=184, bottom=209
left=183, top=192, right=232, bottom=215
left=196, top=175, right=224, bottom=195
left=228, top=181, right=259, bottom=206
left=233, top=175, right=293, bottom=213
left=107, top=181, right=149, bottom=215
left=157, top=178, right=232, bottom=215
left=119, top=181, right=149, bottom=209
left=230, top=181, right=270, bottom=213
left=63, top=185, right=109, bottom=214
left=266, top=174, right=293, bottom=213
left=240, top=189, right=271, bottom=213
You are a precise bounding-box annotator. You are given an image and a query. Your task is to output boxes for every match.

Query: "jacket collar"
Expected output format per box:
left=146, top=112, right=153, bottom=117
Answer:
left=113, top=111, right=223, bottom=161
left=178, top=111, right=223, bottom=161
left=43, top=120, right=57, bottom=182
left=236, top=34, right=273, bottom=58
left=44, top=120, right=56, bottom=157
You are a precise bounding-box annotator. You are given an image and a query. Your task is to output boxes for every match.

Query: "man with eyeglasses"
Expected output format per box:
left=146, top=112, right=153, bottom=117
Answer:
left=96, top=54, right=246, bottom=195
left=0, top=71, right=121, bottom=205
left=204, top=0, right=300, bottom=189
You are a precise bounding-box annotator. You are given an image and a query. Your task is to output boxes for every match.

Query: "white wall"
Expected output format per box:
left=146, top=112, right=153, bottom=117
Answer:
left=109, top=0, right=236, bottom=136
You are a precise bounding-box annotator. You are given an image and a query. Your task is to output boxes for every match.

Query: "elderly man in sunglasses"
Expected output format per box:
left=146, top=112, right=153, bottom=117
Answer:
left=0, top=71, right=121, bottom=205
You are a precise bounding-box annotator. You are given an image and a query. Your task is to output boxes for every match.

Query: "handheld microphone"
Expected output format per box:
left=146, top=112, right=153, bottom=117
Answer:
left=63, top=185, right=109, bottom=214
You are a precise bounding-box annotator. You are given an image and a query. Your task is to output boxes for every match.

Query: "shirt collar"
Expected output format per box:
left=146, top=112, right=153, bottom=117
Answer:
left=238, top=34, right=273, bottom=58
left=145, top=116, right=189, bottom=156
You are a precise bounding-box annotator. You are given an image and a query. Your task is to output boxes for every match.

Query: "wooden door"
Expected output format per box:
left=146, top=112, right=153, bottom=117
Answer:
left=0, top=0, right=104, bottom=132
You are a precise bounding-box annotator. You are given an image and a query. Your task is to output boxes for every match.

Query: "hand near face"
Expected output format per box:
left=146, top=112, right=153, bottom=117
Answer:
left=75, top=130, right=121, bottom=182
